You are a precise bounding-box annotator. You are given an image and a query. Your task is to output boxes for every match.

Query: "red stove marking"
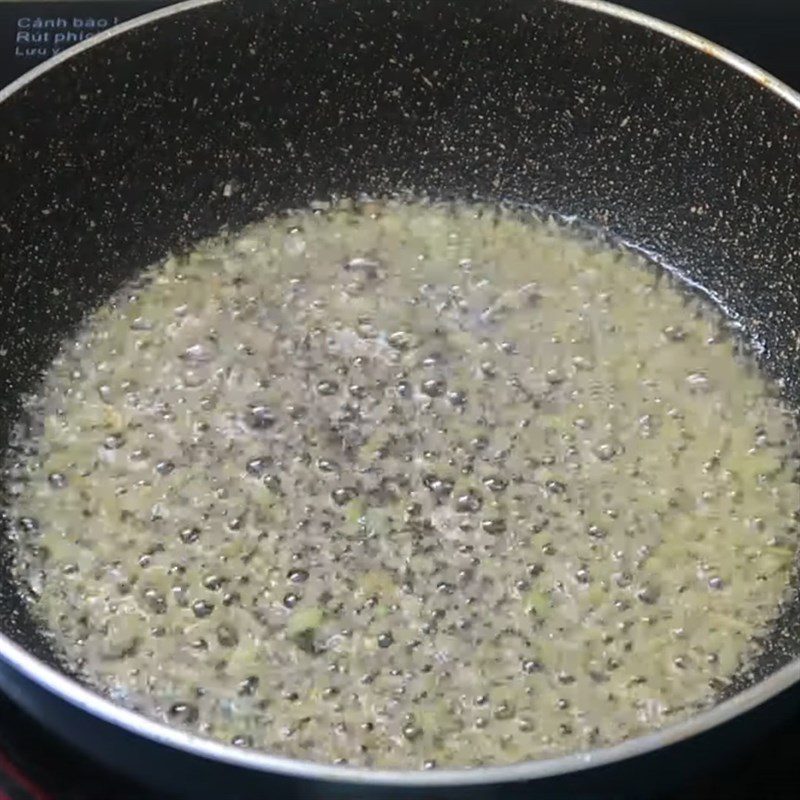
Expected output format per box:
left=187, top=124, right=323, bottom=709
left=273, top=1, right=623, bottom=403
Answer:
left=0, top=750, right=51, bottom=800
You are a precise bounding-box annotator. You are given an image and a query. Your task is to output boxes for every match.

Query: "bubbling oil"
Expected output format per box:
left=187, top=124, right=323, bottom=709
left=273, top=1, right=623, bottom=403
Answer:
left=6, top=200, right=800, bottom=769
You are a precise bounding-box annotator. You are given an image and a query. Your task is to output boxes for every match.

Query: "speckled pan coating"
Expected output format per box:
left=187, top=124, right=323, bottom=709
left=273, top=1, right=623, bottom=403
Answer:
left=0, top=0, right=799, bottom=796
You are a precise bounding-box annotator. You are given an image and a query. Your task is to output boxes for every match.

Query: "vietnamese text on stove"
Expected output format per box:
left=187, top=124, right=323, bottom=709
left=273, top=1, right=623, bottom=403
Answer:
left=15, top=16, right=122, bottom=59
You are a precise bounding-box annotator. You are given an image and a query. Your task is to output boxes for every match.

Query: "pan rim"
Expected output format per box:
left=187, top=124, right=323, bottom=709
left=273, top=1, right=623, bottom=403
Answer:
left=1, top=0, right=799, bottom=788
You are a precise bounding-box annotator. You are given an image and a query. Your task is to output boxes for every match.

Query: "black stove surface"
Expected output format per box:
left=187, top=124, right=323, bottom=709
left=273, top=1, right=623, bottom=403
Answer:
left=0, top=2, right=798, bottom=798
left=0, top=688, right=799, bottom=799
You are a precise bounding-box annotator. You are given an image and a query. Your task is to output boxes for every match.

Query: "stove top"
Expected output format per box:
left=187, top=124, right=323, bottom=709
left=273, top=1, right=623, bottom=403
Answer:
left=0, top=1, right=798, bottom=798
left=1, top=686, right=799, bottom=799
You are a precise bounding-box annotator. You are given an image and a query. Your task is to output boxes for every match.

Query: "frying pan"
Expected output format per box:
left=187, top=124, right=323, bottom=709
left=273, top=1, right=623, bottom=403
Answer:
left=1, top=1, right=799, bottom=797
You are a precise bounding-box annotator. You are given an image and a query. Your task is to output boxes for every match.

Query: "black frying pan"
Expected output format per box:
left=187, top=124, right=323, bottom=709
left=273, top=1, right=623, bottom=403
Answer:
left=1, top=1, right=799, bottom=798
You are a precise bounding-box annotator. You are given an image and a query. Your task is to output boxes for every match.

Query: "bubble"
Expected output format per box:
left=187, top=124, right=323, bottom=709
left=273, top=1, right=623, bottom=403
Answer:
left=471, top=435, right=490, bottom=452
left=348, top=384, right=368, bottom=399
left=421, top=378, right=446, bottom=397
left=345, top=257, right=381, bottom=279
left=223, top=591, right=241, bottom=607
left=168, top=703, right=199, bottom=725
left=422, top=474, right=454, bottom=498
left=663, top=325, right=686, bottom=342
left=481, top=518, right=507, bottom=535
left=388, top=331, right=413, bottom=350
left=686, top=372, right=710, bottom=391
left=545, top=369, right=565, bottom=385
left=179, top=527, right=201, bottom=544
left=594, top=442, right=619, bottom=462
left=243, top=403, right=278, bottom=432
left=480, top=361, right=497, bottom=379
left=287, top=404, right=306, bottom=420
left=47, top=472, right=68, bottom=489
left=522, top=659, right=541, bottom=675
left=103, top=433, right=125, bottom=450
left=454, top=492, right=482, bottom=513
left=245, top=457, right=271, bottom=476
left=217, top=623, right=239, bottom=647
left=263, top=474, right=282, bottom=493
left=636, top=585, right=659, bottom=604
left=17, top=516, right=39, bottom=533
left=182, top=343, right=213, bottom=363
left=283, top=593, right=301, bottom=608
left=483, top=475, right=508, bottom=493
left=238, top=676, right=260, bottom=696
left=494, top=701, right=516, bottom=720
left=192, top=600, right=215, bottom=618
left=572, top=355, right=595, bottom=371
left=377, top=632, right=395, bottom=648
left=574, top=568, right=590, bottom=584
left=143, top=589, right=167, bottom=614
left=317, top=380, right=340, bottom=396
left=402, top=723, right=423, bottom=741
left=203, top=575, right=225, bottom=591
left=331, top=487, right=359, bottom=506
left=447, top=390, right=468, bottom=408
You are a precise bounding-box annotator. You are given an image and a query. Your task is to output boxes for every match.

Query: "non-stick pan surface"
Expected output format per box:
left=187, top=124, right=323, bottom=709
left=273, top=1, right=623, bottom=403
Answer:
left=0, top=1, right=799, bottom=797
